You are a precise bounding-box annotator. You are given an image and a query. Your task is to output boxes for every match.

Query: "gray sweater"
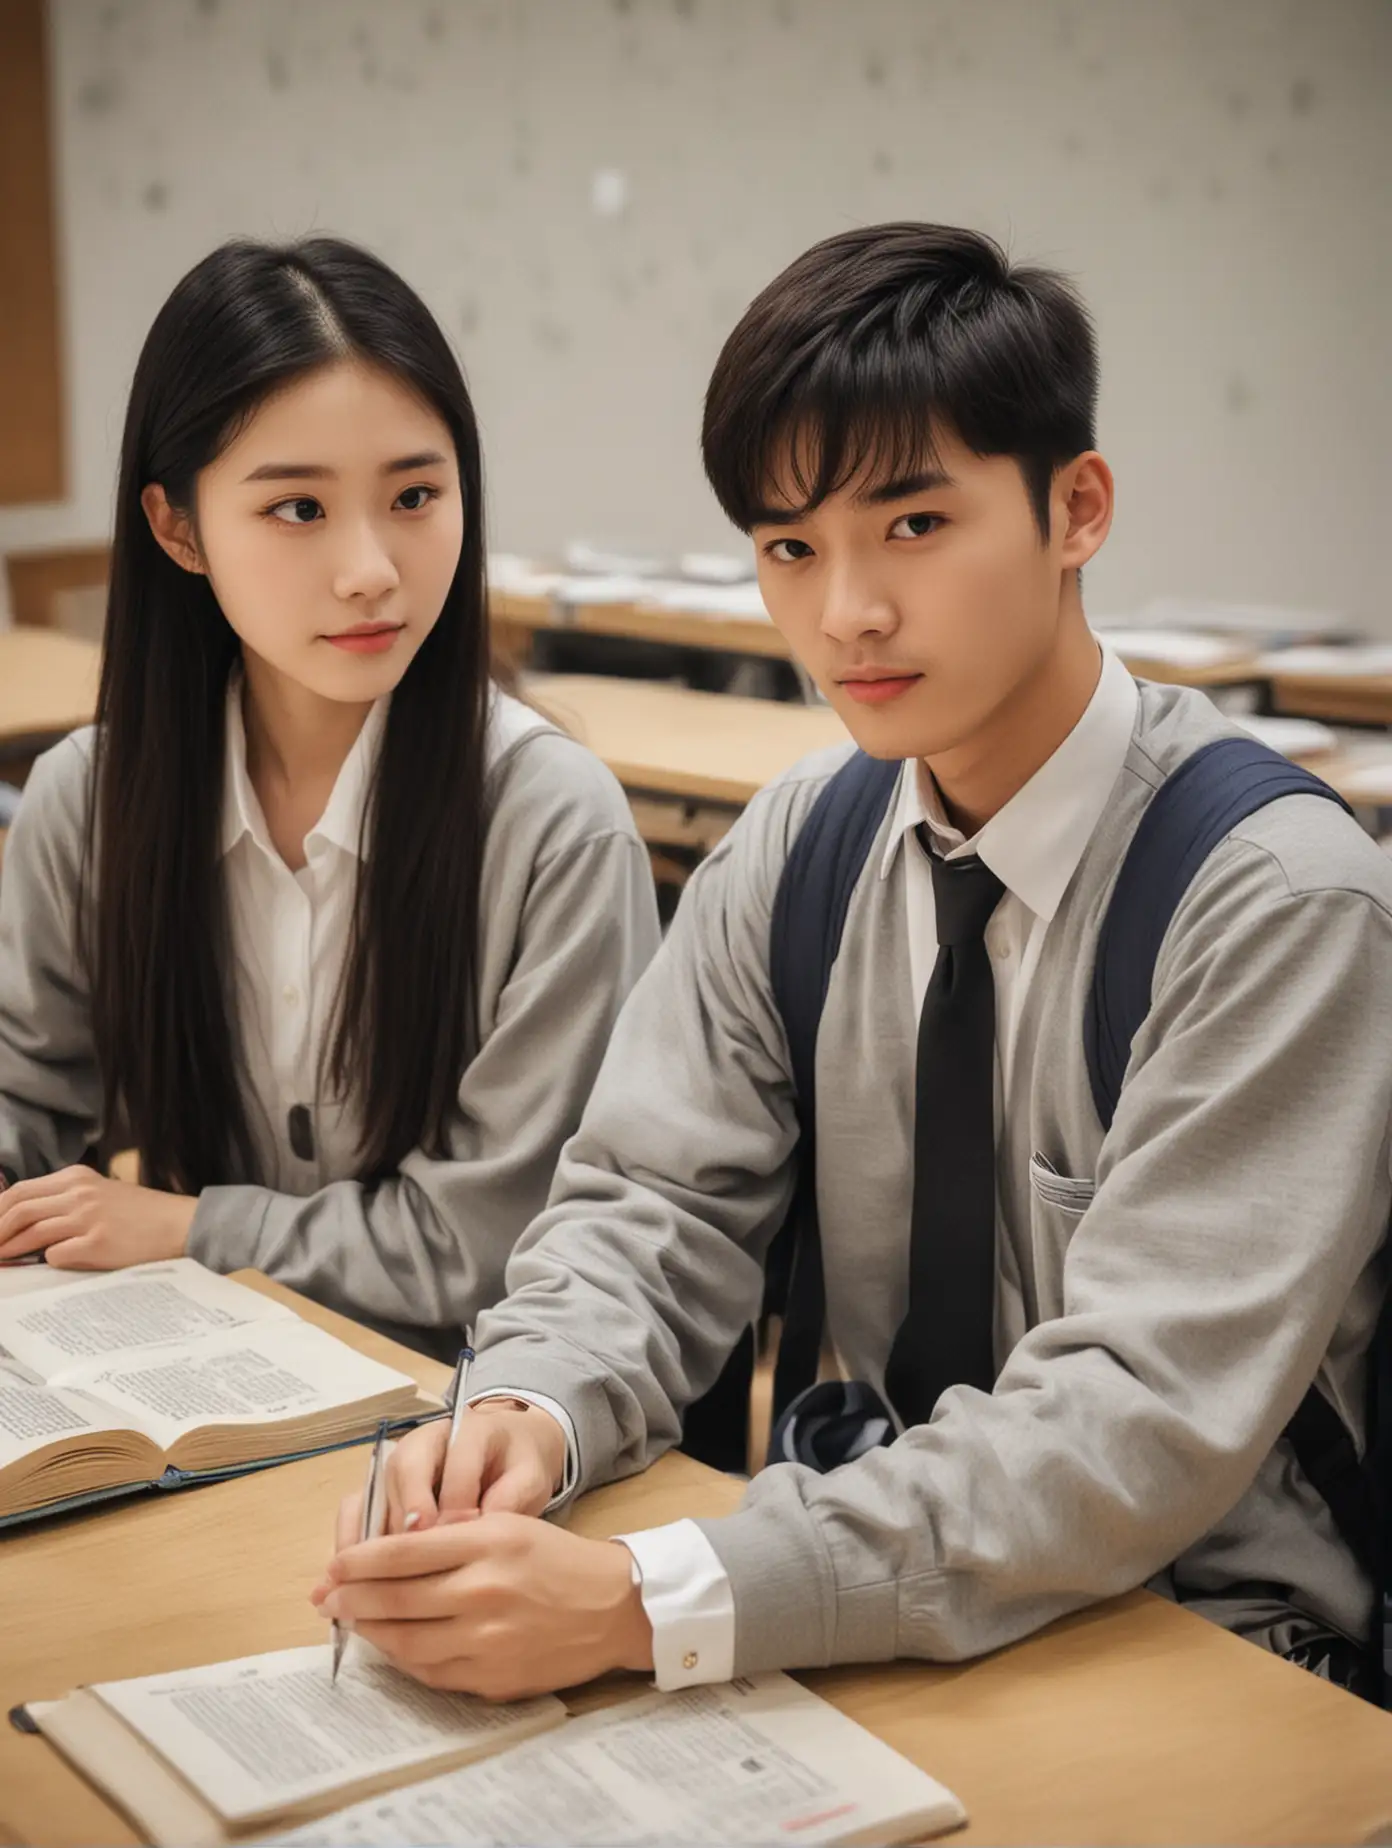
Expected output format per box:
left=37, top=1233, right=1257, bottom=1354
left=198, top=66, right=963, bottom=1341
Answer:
left=0, top=722, right=660, bottom=1355
left=463, top=679, right=1392, bottom=1670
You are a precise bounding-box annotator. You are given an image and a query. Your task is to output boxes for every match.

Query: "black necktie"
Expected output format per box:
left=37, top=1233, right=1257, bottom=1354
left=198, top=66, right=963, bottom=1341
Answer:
left=883, top=837, right=1005, bottom=1427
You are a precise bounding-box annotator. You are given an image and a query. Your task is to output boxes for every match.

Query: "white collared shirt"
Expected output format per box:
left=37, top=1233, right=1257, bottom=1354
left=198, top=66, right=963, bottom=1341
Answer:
left=616, top=645, right=1140, bottom=1689
left=220, top=678, right=385, bottom=1189
left=220, top=677, right=549, bottom=1191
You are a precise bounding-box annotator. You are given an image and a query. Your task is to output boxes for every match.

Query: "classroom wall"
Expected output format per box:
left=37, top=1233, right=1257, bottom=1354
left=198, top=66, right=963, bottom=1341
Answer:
left=2, top=0, right=1388, bottom=630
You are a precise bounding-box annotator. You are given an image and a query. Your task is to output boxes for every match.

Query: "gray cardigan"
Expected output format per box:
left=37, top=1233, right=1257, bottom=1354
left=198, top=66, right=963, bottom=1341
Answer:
left=0, top=721, right=660, bottom=1356
left=463, top=679, right=1392, bottom=1670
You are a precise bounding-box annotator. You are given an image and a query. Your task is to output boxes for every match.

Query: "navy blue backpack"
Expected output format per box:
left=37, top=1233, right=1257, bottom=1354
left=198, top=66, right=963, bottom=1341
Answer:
left=685, top=735, right=1389, bottom=1700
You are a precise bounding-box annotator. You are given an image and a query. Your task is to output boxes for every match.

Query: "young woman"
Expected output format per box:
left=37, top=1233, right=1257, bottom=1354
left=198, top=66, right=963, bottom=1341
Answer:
left=0, top=236, right=660, bottom=1358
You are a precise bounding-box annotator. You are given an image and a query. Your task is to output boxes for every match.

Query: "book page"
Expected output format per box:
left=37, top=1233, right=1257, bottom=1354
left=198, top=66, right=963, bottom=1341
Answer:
left=269, top=1675, right=966, bottom=1847
left=0, top=1360, right=142, bottom=1466
left=90, top=1644, right=565, bottom=1827
left=57, top=1319, right=417, bottom=1451
left=0, top=1261, right=97, bottom=1301
left=0, top=1260, right=291, bottom=1383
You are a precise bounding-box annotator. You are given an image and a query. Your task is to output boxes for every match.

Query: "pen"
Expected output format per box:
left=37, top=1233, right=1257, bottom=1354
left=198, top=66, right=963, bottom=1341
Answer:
left=446, top=1327, right=476, bottom=1452
left=396, top=1331, right=474, bottom=1537
left=331, top=1416, right=392, bottom=1685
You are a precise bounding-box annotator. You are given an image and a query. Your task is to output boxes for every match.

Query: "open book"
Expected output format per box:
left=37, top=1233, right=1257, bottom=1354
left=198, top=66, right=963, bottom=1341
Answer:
left=27, top=1646, right=965, bottom=1847
left=0, top=1260, right=433, bottom=1527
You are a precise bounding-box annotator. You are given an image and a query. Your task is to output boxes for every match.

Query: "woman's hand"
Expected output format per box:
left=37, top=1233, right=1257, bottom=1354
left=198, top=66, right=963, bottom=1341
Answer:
left=0, top=1167, right=196, bottom=1268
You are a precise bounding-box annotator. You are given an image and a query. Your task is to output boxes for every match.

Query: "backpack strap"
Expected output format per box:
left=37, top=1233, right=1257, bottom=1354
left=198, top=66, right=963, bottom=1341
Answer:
left=1084, top=735, right=1352, bottom=1130
left=1082, top=738, right=1379, bottom=1603
left=767, top=752, right=900, bottom=1413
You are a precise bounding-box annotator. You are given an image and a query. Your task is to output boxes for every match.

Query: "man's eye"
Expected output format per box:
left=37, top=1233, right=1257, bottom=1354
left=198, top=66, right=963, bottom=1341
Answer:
left=268, top=497, right=324, bottom=525
left=888, top=513, right=942, bottom=539
left=766, top=538, right=814, bottom=562
left=395, top=484, right=440, bottom=512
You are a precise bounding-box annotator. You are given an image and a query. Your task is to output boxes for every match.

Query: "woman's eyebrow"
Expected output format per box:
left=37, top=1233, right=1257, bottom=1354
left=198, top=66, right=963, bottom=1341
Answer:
left=240, top=450, right=448, bottom=485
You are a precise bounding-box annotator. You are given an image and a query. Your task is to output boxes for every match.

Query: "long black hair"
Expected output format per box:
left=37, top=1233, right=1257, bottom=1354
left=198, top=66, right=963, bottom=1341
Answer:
left=90, top=236, right=491, bottom=1192
left=702, top=222, right=1097, bottom=540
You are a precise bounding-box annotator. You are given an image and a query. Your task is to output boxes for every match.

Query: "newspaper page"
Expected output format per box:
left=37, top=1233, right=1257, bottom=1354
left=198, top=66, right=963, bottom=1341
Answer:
left=90, top=1644, right=565, bottom=1826
left=268, top=1674, right=966, bottom=1846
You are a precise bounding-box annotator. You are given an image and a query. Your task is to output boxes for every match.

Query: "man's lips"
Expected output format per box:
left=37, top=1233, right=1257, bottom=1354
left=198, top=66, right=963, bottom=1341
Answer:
left=837, top=670, right=922, bottom=706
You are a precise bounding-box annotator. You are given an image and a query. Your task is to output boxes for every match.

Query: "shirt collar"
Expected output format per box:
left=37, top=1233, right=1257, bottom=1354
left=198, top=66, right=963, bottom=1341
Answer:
left=878, top=642, right=1139, bottom=924
left=219, top=673, right=388, bottom=864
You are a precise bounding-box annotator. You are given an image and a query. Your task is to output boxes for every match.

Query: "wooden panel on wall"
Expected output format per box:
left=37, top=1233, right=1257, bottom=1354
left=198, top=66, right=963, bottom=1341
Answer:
left=0, top=0, right=64, bottom=505
left=6, top=543, right=110, bottom=629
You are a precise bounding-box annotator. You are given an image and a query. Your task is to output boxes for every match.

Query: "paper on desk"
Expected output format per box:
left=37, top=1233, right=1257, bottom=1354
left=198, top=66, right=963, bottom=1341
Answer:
left=1256, top=645, right=1392, bottom=678
left=267, top=1673, right=966, bottom=1847
left=554, top=573, right=656, bottom=607
left=1332, top=761, right=1392, bottom=804
left=486, top=555, right=564, bottom=598
left=1094, top=627, right=1251, bottom=669
left=562, top=541, right=666, bottom=578
left=1134, top=597, right=1349, bottom=640
left=89, top=1644, right=565, bottom=1827
left=677, top=552, right=755, bottom=584
left=1231, top=714, right=1338, bottom=759
left=637, top=580, right=772, bottom=620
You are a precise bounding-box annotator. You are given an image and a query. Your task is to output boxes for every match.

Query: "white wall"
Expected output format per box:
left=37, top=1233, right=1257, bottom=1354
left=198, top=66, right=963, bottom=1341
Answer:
left=4, top=0, right=1389, bottom=629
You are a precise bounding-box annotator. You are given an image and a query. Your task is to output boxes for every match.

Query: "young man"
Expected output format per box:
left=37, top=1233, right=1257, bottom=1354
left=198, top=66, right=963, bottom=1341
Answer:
left=313, top=223, right=1392, bottom=1702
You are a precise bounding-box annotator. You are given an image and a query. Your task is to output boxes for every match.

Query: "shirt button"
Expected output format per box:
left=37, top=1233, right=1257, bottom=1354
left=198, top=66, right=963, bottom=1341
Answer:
left=682, top=1651, right=699, bottom=1671
left=282, top=986, right=300, bottom=1006
left=987, top=929, right=1011, bottom=960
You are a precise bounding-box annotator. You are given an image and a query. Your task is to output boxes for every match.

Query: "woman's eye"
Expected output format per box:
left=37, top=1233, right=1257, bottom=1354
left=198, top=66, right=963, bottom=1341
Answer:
left=268, top=497, right=324, bottom=525
left=767, top=537, right=814, bottom=563
left=889, top=512, right=942, bottom=540
left=394, top=484, right=439, bottom=512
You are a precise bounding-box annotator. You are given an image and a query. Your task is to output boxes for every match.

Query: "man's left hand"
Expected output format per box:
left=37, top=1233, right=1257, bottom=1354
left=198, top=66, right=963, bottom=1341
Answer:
left=311, top=1515, right=655, bottom=1700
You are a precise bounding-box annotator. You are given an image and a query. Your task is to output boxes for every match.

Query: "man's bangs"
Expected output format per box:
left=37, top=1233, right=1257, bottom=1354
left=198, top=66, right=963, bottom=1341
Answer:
left=724, top=368, right=953, bottom=531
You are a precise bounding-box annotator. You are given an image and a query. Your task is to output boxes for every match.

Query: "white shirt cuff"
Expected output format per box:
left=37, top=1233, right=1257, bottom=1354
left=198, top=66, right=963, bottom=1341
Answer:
left=616, top=1518, right=735, bottom=1690
left=466, top=1389, right=577, bottom=1514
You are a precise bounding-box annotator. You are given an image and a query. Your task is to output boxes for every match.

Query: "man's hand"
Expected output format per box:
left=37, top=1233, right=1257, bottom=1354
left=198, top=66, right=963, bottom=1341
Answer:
left=337, top=1402, right=568, bottom=1541
left=0, top=1167, right=196, bottom=1268
left=310, top=1516, right=654, bottom=1699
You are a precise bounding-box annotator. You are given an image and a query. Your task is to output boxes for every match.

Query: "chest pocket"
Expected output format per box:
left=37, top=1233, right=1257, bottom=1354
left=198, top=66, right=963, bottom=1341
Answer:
left=1028, top=1151, right=1097, bottom=1218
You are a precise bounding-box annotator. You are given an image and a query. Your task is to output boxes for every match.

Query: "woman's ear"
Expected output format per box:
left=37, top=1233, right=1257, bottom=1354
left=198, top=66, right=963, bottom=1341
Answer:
left=140, top=483, right=205, bottom=574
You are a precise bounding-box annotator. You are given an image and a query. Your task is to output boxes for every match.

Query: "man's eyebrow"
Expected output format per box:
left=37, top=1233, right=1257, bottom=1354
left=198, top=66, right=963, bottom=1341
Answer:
left=857, top=468, right=957, bottom=505
left=747, top=504, right=808, bottom=528
left=747, top=467, right=959, bottom=524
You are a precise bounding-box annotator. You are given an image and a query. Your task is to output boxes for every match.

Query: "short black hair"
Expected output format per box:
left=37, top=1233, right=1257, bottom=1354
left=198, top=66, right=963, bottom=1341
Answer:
left=702, top=222, right=1097, bottom=541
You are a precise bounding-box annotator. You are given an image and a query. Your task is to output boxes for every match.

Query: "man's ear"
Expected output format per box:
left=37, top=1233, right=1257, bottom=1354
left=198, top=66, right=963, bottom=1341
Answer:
left=140, top=483, right=205, bottom=575
left=1054, top=451, right=1114, bottom=571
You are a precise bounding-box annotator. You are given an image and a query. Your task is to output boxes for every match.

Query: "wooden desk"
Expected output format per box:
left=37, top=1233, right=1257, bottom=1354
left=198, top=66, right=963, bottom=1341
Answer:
left=0, top=629, right=100, bottom=769
left=494, top=589, right=793, bottom=663
left=3, top=1279, right=1392, bottom=1847
left=1271, top=671, right=1392, bottom=728
left=1111, top=650, right=1264, bottom=690
left=527, top=672, right=847, bottom=808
